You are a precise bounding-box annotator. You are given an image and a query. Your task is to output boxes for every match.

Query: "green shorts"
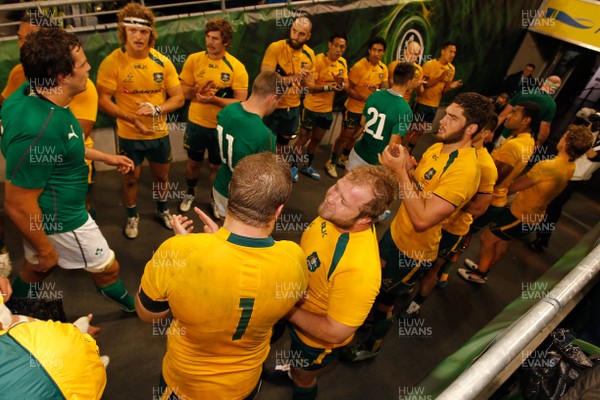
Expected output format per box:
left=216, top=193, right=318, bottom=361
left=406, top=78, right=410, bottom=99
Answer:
left=413, top=103, right=437, bottom=124
left=263, top=107, right=300, bottom=146
left=117, top=136, right=172, bottom=166
left=288, top=325, right=340, bottom=371
left=490, top=208, right=532, bottom=241
left=379, top=229, right=433, bottom=295
left=470, top=205, right=505, bottom=234
left=437, top=230, right=464, bottom=260
left=342, top=109, right=362, bottom=129
left=183, top=121, right=221, bottom=165
left=300, top=108, right=333, bottom=130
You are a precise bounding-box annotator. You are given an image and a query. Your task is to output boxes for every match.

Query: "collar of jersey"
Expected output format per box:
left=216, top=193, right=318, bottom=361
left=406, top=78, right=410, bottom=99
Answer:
left=216, top=227, right=275, bottom=248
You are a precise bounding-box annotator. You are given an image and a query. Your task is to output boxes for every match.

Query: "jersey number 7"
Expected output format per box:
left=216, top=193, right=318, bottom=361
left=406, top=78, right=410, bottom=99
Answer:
left=232, top=297, right=255, bottom=341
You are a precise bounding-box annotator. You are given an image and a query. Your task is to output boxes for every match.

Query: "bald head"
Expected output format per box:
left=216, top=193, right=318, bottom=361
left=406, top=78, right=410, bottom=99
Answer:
left=293, top=16, right=312, bottom=32
left=288, top=16, right=311, bottom=50
left=404, top=41, right=421, bottom=63
left=543, top=75, right=562, bottom=94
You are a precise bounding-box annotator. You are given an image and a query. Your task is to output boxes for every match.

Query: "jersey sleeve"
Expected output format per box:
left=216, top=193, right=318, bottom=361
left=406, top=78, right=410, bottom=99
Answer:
left=448, top=65, right=456, bottom=81
left=261, top=42, right=279, bottom=69
left=69, top=80, right=98, bottom=122
left=179, top=54, right=196, bottom=86
left=388, top=60, right=399, bottom=77
left=494, top=140, right=521, bottom=166
left=434, top=165, right=480, bottom=208
left=164, top=59, right=181, bottom=90
left=262, top=129, right=276, bottom=152
left=348, top=61, right=363, bottom=85
left=1, top=64, right=26, bottom=99
left=95, top=55, right=118, bottom=92
left=382, top=64, right=389, bottom=84
left=5, top=129, right=62, bottom=189
left=541, top=101, right=556, bottom=122
left=421, top=60, right=434, bottom=78
left=478, top=158, right=498, bottom=193
left=327, top=266, right=379, bottom=327
left=140, top=237, right=180, bottom=302
left=232, top=62, right=249, bottom=91
left=525, top=160, right=548, bottom=184
left=508, top=93, right=523, bottom=107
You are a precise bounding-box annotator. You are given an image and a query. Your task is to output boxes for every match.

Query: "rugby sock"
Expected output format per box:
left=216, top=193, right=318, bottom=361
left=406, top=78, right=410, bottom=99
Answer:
left=293, top=383, right=317, bottom=400
left=439, top=260, right=456, bottom=281
left=156, top=201, right=168, bottom=213
left=307, top=153, right=315, bottom=167
left=342, top=148, right=351, bottom=157
left=97, top=279, right=135, bottom=312
left=414, top=294, right=427, bottom=305
left=363, top=309, right=393, bottom=352
left=329, top=152, right=338, bottom=164
left=186, top=178, right=198, bottom=196
left=126, top=206, right=138, bottom=218
left=12, top=275, right=37, bottom=298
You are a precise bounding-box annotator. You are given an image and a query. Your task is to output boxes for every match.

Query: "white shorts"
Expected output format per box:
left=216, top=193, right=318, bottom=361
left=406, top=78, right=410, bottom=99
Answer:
left=346, top=148, right=370, bottom=171
left=24, top=215, right=115, bottom=272
left=212, top=187, right=228, bottom=218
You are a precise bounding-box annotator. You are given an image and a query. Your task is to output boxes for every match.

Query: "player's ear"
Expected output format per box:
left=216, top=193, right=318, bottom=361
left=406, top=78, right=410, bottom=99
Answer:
left=356, top=215, right=374, bottom=227
left=465, top=123, right=478, bottom=138
left=273, top=204, right=285, bottom=221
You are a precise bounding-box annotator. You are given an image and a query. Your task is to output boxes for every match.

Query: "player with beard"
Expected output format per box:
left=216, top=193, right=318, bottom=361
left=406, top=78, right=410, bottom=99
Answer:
left=343, top=93, right=491, bottom=362
left=405, top=42, right=463, bottom=153
left=283, top=165, right=398, bottom=400
left=261, top=16, right=317, bottom=182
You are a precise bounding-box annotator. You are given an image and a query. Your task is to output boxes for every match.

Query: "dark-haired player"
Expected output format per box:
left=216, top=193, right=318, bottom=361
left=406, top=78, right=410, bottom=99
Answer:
left=179, top=18, right=249, bottom=216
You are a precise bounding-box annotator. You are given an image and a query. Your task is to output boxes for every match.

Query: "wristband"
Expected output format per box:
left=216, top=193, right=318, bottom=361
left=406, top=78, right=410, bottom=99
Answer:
left=144, top=102, right=161, bottom=117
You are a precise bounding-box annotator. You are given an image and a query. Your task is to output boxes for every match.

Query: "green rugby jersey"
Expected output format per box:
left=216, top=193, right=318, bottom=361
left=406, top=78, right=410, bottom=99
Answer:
left=353, top=89, right=412, bottom=165
left=1, top=83, right=88, bottom=234
left=213, top=102, right=276, bottom=198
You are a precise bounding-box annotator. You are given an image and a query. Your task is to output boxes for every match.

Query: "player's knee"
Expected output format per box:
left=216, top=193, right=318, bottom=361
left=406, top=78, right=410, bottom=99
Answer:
left=85, top=251, right=117, bottom=275
left=291, top=367, right=317, bottom=387
left=123, top=173, right=139, bottom=187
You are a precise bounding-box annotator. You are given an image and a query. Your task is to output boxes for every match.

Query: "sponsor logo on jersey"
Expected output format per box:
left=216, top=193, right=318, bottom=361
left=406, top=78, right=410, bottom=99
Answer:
left=424, top=168, right=436, bottom=180
left=307, top=252, right=321, bottom=272
left=123, top=87, right=162, bottom=95
left=153, top=72, right=164, bottom=83
left=67, top=125, right=79, bottom=140
left=134, top=64, right=148, bottom=69
left=320, top=221, right=327, bottom=237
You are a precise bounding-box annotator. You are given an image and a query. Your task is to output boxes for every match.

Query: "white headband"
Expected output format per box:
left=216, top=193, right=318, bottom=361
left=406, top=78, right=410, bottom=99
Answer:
left=123, top=17, right=151, bottom=29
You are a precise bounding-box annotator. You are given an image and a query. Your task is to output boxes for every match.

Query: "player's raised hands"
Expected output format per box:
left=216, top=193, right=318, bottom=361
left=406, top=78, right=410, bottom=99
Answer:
left=194, top=207, right=219, bottom=233
left=171, top=214, right=195, bottom=235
